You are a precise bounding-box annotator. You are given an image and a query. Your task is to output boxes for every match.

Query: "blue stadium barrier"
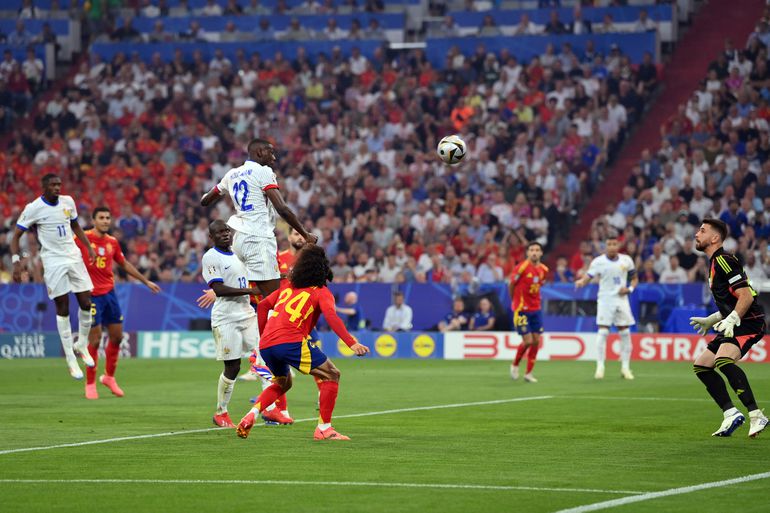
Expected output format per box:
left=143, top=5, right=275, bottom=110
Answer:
left=91, top=39, right=385, bottom=62
left=424, top=32, right=657, bottom=67
left=0, top=282, right=710, bottom=334
left=130, top=13, right=405, bottom=33
left=447, top=5, right=674, bottom=25
left=0, top=19, right=69, bottom=37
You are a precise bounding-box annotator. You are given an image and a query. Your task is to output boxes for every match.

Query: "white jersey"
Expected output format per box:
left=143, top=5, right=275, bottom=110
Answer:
left=201, top=247, right=255, bottom=327
left=17, top=195, right=82, bottom=267
left=586, top=253, right=636, bottom=301
left=215, top=160, right=279, bottom=239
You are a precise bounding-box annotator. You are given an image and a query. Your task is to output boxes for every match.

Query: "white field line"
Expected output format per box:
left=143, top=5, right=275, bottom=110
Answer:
left=0, top=478, right=644, bottom=495
left=554, top=471, right=770, bottom=513
left=0, top=395, right=553, bottom=456
left=559, top=395, right=710, bottom=403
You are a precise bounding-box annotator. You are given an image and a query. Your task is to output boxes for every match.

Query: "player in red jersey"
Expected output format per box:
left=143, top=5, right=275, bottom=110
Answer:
left=236, top=245, right=369, bottom=441
left=509, top=242, right=549, bottom=383
left=75, top=207, right=160, bottom=399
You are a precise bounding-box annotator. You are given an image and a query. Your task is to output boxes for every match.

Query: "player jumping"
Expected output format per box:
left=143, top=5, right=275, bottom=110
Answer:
left=75, top=207, right=161, bottom=400
left=200, top=138, right=317, bottom=304
left=689, top=218, right=768, bottom=437
left=509, top=242, right=549, bottom=383
left=575, top=233, right=638, bottom=380
left=11, top=174, right=97, bottom=379
left=236, top=245, right=370, bottom=441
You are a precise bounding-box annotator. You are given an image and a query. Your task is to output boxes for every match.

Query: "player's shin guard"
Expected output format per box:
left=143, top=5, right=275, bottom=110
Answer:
left=715, top=357, right=759, bottom=411
left=318, top=381, right=339, bottom=425
left=514, top=343, right=527, bottom=366
left=217, top=373, right=235, bottom=414
left=618, top=329, right=632, bottom=371
left=526, top=343, right=539, bottom=374
left=596, top=328, right=609, bottom=366
left=694, top=364, right=734, bottom=411
left=86, top=344, right=99, bottom=384
left=105, top=341, right=119, bottom=376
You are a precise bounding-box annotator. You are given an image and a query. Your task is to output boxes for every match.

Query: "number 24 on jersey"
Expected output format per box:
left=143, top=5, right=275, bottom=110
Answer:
left=271, top=288, right=315, bottom=326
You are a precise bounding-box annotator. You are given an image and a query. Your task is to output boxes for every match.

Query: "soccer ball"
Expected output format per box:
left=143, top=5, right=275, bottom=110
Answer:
left=436, top=135, right=466, bottom=166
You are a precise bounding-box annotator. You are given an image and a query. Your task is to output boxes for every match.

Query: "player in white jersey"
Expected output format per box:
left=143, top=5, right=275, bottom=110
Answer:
left=200, top=138, right=318, bottom=305
left=202, top=220, right=292, bottom=428
left=11, top=174, right=97, bottom=380
left=575, top=236, right=639, bottom=380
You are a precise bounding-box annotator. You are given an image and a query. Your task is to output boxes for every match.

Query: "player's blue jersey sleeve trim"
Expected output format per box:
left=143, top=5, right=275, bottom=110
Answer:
left=71, top=215, right=78, bottom=222
left=207, top=278, right=224, bottom=286
left=16, top=223, right=28, bottom=231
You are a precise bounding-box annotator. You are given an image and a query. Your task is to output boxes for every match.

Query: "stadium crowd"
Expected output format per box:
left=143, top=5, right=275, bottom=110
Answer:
left=572, top=26, right=770, bottom=287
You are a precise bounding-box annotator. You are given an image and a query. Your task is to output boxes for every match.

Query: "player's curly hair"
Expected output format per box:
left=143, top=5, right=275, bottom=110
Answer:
left=289, top=245, right=334, bottom=288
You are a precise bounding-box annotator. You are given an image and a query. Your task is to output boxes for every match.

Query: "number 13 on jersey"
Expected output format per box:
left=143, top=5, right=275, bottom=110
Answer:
left=271, top=288, right=315, bottom=327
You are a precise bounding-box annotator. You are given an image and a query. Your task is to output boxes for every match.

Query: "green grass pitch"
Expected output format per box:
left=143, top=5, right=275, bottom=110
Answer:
left=1, top=358, right=769, bottom=512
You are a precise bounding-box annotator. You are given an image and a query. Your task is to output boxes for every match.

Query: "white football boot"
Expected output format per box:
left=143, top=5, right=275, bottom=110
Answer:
left=712, top=409, right=745, bottom=437
left=748, top=410, right=768, bottom=438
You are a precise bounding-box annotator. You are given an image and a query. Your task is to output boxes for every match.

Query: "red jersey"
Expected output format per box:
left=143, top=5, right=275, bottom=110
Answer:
left=276, top=249, right=295, bottom=288
left=510, top=260, right=549, bottom=313
left=75, top=230, right=125, bottom=296
left=258, top=285, right=357, bottom=349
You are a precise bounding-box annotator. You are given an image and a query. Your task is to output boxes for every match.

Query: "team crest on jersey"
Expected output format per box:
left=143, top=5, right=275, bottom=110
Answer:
left=533, top=277, right=540, bottom=283
left=527, top=273, right=532, bottom=278
left=63, top=208, right=72, bottom=219
left=98, top=247, right=105, bottom=256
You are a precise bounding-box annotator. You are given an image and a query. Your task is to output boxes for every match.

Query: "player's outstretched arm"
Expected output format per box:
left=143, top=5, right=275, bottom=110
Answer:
left=119, top=260, right=161, bottom=293
left=209, top=282, right=262, bottom=298
left=264, top=188, right=318, bottom=245
left=71, top=220, right=96, bottom=263
left=200, top=187, right=223, bottom=207
left=10, top=226, right=26, bottom=283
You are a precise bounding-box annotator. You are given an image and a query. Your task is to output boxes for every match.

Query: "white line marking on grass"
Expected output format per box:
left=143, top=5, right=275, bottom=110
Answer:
left=0, top=478, right=644, bottom=495
left=560, top=395, right=710, bottom=403
left=0, top=395, right=553, bottom=456
left=554, top=471, right=770, bottom=513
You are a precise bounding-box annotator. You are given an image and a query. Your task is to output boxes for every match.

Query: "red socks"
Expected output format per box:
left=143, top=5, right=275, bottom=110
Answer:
left=86, top=344, right=99, bottom=384
left=318, top=381, right=339, bottom=424
left=514, top=343, right=527, bottom=366
left=314, top=376, right=323, bottom=391
left=105, top=341, right=119, bottom=376
left=256, top=383, right=285, bottom=413
left=275, top=394, right=287, bottom=411
left=526, top=343, right=540, bottom=374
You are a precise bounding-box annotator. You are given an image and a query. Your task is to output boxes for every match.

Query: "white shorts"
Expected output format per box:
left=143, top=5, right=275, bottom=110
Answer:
left=44, top=260, right=93, bottom=300
left=596, top=298, right=636, bottom=327
left=232, top=231, right=280, bottom=282
left=212, top=316, right=258, bottom=361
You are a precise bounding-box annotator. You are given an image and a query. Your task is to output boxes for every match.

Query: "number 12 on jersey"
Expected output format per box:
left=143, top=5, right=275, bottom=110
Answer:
left=271, top=288, right=315, bottom=326
left=232, top=180, right=253, bottom=212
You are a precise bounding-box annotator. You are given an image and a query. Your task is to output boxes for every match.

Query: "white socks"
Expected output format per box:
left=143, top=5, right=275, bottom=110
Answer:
left=619, top=329, right=632, bottom=371
left=596, top=328, right=609, bottom=367
left=318, top=423, right=331, bottom=431
left=56, top=315, right=76, bottom=360
left=216, top=374, right=235, bottom=414
left=77, top=309, right=92, bottom=348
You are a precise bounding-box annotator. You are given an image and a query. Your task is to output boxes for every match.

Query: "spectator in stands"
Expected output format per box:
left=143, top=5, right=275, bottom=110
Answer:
left=544, top=10, right=567, bottom=34
left=552, top=256, right=574, bottom=283
left=469, top=298, right=495, bottom=331
left=283, top=18, right=312, bottom=40
left=658, top=256, right=688, bottom=284
left=364, top=19, right=386, bottom=39
left=224, top=0, right=243, bottom=15
left=512, top=13, right=539, bottom=35
left=476, top=253, right=504, bottom=284
left=594, top=14, right=617, bottom=34
left=323, top=18, right=348, bottom=40
left=383, top=291, right=413, bottom=332
left=478, top=15, right=502, bottom=37
left=199, top=0, right=223, bottom=16
left=180, top=20, right=209, bottom=42
left=632, top=9, right=658, bottom=33
left=22, top=47, right=43, bottom=92
left=348, top=19, right=365, bottom=39
left=245, top=0, right=270, bottom=15
left=719, top=199, right=748, bottom=238
left=220, top=21, right=241, bottom=42
left=111, top=16, right=141, bottom=42
left=254, top=18, right=275, bottom=41
left=568, top=7, right=592, bottom=35
left=18, top=0, right=41, bottom=19
left=147, top=21, right=171, bottom=43
left=438, top=298, right=469, bottom=332
left=8, top=20, right=34, bottom=46
left=336, top=291, right=363, bottom=331
left=638, top=259, right=659, bottom=284
left=170, top=0, right=192, bottom=16
left=433, top=16, right=460, bottom=37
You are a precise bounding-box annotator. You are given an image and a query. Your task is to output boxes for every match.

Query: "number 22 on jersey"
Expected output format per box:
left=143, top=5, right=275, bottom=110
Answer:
left=271, top=288, right=315, bottom=327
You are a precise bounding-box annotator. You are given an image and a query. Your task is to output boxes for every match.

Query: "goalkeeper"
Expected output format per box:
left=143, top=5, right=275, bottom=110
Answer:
left=689, top=218, right=767, bottom=438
